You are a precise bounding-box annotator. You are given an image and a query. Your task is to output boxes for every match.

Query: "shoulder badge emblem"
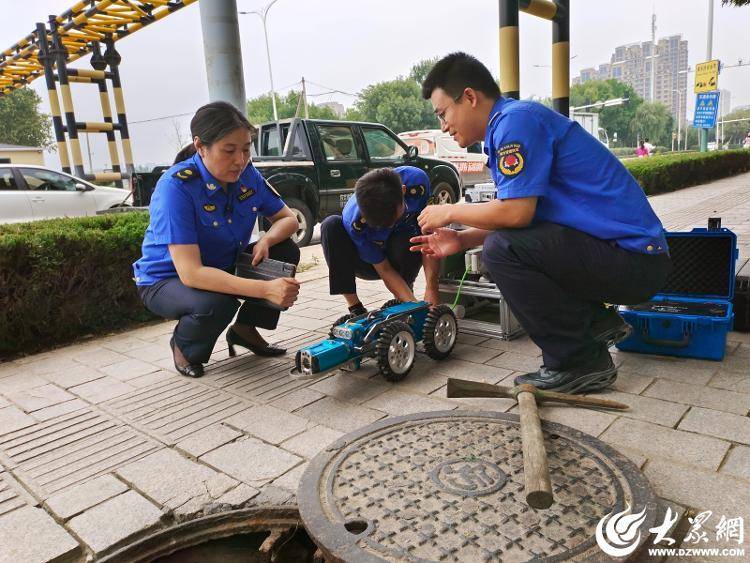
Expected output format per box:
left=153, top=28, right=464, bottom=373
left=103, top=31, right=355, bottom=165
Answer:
left=497, top=142, right=524, bottom=176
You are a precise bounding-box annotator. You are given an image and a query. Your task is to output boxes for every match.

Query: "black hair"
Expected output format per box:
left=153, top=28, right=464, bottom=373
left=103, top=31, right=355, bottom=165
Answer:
left=173, top=101, right=256, bottom=164
left=421, top=52, right=501, bottom=101
left=355, top=168, right=404, bottom=228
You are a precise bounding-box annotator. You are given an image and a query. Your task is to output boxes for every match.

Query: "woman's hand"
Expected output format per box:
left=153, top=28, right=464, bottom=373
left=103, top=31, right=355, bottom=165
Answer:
left=264, top=278, right=301, bottom=308
left=251, top=238, right=271, bottom=266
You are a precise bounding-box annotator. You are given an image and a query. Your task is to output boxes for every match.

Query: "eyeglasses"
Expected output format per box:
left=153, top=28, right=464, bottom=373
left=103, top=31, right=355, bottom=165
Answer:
left=435, top=93, right=463, bottom=124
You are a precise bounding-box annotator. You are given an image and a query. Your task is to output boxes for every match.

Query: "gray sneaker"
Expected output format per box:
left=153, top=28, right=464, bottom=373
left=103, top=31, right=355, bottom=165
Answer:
left=514, top=347, right=617, bottom=394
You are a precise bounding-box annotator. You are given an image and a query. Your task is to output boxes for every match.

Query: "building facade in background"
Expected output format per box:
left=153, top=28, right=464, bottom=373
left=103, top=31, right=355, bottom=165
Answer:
left=0, top=143, right=45, bottom=165
left=574, top=35, right=689, bottom=126
left=718, top=89, right=732, bottom=117
left=319, top=101, right=345, bottom=118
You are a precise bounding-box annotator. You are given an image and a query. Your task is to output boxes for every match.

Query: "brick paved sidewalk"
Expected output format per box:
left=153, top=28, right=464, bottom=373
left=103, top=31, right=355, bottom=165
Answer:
left=1, top=173, right=749, bottom=562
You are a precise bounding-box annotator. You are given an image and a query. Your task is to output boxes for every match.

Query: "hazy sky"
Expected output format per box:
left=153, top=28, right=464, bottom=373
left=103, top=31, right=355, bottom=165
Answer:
left=2, top=0, right=749, bottom=171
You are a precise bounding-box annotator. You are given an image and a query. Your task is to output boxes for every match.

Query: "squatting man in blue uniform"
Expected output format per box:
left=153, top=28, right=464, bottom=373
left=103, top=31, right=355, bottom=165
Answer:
left=320, top=166, right=441, bottom=314
left=411, top=53, right=671, bottom=394
left=133, top=102, right=301, bottom=378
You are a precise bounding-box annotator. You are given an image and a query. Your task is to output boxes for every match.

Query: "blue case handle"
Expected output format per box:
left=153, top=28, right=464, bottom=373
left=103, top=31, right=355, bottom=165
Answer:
left=641, top=330, right=691, bottom=348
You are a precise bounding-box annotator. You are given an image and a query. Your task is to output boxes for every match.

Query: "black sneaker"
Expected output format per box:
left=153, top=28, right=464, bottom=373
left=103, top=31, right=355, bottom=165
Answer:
left=513, top=347, right=617, bottom=394
left=591, top=307, right=632, bottom=347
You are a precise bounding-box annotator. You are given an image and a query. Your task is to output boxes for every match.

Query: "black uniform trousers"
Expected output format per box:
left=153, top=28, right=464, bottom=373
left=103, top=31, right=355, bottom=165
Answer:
left=137, top=238, right=300, bottom=364
left=481, top=222, right=671, bottom=370
left=320, top=214, right=423, bottom=295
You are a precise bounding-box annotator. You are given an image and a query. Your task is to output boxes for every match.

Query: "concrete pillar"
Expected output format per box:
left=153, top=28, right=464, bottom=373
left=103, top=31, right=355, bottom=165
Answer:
left=199, top=0, right=246, bottom=112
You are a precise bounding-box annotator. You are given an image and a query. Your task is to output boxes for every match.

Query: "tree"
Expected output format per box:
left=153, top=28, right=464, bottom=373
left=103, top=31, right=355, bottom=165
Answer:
left=245, top=90, right=338, bottom=126
left=409, top=57, right=438, bottom=86
left=629, top=102, right=674, bottom=146
left=722, top=0, right=750, bottom=6
left=345, top=59, right=441, bottom=133
left=0, top=87, right=54, bottom=149
left=570, top=79, right=643, bottom=146
left=719, top=107, right=750, bottom=147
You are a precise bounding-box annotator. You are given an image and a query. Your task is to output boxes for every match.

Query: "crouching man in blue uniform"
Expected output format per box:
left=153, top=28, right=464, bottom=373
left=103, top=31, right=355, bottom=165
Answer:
left=411, top=53, right=671, bottom=394
left=320, top=166, right=441, bottom=315
left=133, top=102, right=301, bottom=378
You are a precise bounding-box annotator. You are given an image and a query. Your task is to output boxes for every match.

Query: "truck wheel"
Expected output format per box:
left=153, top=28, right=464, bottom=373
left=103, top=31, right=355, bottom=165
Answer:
left=376, top=321, right=415, bottom=382
left=432, top=181, right=456, bottom=205
left=329, top=313, right=355, bottom=338
left=423, top=305, right=458, bottom=360
left=285, top=198, right=314, bottom=247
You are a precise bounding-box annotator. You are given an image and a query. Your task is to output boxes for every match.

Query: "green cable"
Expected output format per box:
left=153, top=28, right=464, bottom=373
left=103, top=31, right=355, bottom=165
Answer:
left=451, top=266, right=470, bottom=310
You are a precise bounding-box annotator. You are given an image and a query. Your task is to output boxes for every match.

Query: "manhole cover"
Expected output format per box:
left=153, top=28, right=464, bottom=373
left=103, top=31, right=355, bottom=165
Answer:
left=298, top=411, right=657, bottom=562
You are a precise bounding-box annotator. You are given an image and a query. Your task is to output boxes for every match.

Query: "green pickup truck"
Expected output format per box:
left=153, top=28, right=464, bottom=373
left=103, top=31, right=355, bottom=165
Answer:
left=132, top=117, right=462, bottom=246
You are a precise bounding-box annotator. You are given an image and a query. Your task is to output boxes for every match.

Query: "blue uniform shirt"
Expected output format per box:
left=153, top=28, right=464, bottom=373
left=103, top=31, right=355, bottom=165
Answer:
left=484, top=97, right=668, bottom=255
left=342, top=166, right=431, bottom=264
left=133, top=153, right=285, bottom=285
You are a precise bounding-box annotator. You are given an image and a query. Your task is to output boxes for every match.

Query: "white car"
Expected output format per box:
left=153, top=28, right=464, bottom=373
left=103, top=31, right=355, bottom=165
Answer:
left=0, top=164, right=130, bottom=224
left=398, top=129, right=491, bottom=187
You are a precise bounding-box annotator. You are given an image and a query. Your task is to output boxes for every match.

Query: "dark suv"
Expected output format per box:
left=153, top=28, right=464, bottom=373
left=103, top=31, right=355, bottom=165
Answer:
left=253, top=118, right=462, bottom=246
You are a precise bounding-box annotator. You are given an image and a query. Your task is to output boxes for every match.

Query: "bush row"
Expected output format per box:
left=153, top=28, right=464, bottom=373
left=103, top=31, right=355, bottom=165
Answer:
left=623, top=149, right=750, bottom=195
left=0, top=212, right=154, bottom=359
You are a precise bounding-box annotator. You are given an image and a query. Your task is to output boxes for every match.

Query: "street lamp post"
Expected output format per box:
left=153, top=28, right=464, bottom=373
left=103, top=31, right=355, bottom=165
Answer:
left=239, top=0, right=282, bottom=146
left=672, top=89, right=682, bottom=151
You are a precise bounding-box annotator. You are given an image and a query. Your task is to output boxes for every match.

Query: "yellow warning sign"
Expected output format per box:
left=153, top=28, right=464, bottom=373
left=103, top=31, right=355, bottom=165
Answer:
left=694, top=60, right=719, bottom=93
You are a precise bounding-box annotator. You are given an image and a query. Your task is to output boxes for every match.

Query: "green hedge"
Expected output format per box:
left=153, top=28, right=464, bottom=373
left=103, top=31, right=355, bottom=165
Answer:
left=624, top=150, right=750, bottom=196
left=0, top=212, right=154, bottom=359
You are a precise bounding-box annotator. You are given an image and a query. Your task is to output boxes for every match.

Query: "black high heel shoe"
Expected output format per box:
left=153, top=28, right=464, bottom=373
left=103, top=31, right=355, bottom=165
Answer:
left=227, top=327, right=286, bottom=357
left=170, top=337, right=204, bottom=378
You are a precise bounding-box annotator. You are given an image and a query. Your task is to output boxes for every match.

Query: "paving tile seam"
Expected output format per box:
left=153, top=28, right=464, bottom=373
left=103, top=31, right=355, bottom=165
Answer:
left=0, top=408, right=100, bottom=444
left=121, top=390, right=238, bottom=424
left=4, top=420, right=121, bottom=463
left=37, top=443, right=161, bottom=497
left=29, top=435, right=151, bottom=484
left=16, top=428, right=138, bottom=473
left=147, top=406, right=250, bottom=443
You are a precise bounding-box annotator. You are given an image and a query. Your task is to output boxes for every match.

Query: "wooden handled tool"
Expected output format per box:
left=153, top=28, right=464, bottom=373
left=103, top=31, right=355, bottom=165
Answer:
left=445, top=378, right=630, bottom=410
left=446, top=378, right=630, bottom=510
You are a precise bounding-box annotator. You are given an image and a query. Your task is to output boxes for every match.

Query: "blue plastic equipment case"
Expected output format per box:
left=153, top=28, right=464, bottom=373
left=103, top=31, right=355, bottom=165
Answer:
left=616, top=221, right=737, bottom=361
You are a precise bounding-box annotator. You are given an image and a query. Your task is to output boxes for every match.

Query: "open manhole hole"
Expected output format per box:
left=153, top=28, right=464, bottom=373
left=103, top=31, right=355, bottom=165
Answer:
left=299, top=410, right=658, bottom=562
left=100, top=506, right=319, bottom=562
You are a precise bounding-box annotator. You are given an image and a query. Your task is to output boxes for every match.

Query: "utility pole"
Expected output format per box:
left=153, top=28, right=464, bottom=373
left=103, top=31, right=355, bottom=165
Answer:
left=198, top=0, right=246, bottom=112
left=700, top=0, right=714, bottom=152
left=239, top=1, right=282, bottom=144
left=301, top=76, right=309, bottom=118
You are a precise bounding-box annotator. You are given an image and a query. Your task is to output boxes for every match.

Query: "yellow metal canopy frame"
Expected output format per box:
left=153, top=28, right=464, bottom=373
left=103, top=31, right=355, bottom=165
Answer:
left=0, top=0, right=197, bottom=184
left=0, top=0, right=196, bottom=95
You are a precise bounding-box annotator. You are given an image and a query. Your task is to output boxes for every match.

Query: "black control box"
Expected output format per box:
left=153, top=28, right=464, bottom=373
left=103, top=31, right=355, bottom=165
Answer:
left=235, top=253, right=297, bottom=310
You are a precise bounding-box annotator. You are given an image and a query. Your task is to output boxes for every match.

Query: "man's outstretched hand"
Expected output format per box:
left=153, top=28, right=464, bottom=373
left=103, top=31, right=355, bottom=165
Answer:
left=410, top=228, right=462, bottom=258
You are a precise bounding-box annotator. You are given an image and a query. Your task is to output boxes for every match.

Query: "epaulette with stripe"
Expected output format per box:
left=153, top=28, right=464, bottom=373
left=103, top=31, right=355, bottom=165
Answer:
left=172, top=165, right=199, bottom=181
left=405, top=184, right=427, bottom=198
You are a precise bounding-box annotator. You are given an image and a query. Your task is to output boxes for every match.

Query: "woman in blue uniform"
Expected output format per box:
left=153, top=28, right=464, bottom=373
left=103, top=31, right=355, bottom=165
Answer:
left=133, top=102, right=301, bottom=378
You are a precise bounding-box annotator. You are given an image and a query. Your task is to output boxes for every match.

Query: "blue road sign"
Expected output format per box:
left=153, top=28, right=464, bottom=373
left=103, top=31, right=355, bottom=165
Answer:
left=693, top=91, right=720, bottom=128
